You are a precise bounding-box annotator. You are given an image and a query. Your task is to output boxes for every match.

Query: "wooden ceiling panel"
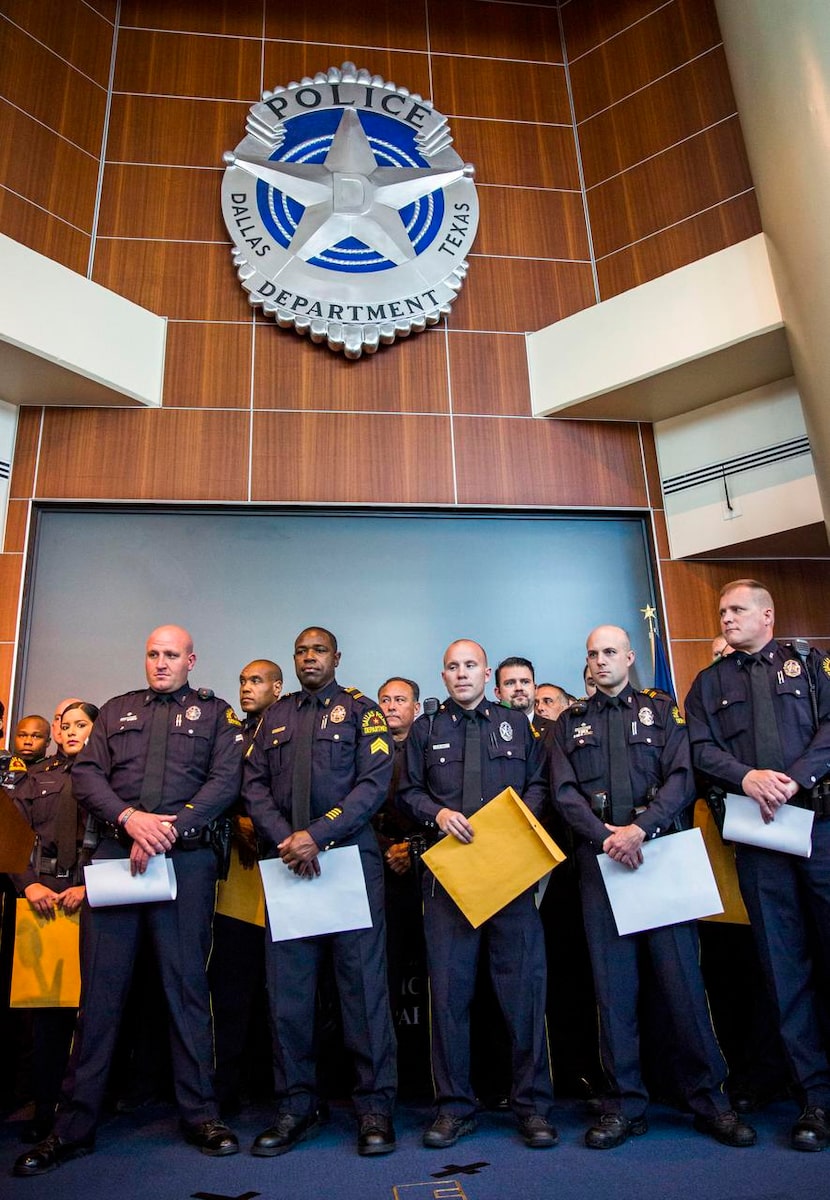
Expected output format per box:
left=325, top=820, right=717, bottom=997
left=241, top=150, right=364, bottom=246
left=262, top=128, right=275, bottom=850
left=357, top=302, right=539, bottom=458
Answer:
left=251, top=411, right=454, bottom=503
left=454, top=415, right=647, bottom=507
left=253, top=324, right=450, bottom=414
left=35, top=408, right=249, bottom=500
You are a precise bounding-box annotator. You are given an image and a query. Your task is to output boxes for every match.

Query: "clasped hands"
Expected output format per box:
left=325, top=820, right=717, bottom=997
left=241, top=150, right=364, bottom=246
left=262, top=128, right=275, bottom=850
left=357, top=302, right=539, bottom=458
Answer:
left=127, top=810, right=178, bottom=875
left=24, top=882, right=86, bottom=918
left=603, top=822, right=646, bottom=870
left=742, top=769, right=799, bottom=823
left=278, top=830, right=321, bottom=877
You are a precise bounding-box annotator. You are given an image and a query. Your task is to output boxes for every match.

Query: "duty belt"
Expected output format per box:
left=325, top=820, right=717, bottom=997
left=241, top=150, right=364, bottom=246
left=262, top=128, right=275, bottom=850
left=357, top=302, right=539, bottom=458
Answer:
left=35, top=856, right=73, bottom=879
left=796, top=788, right=830, bottom=818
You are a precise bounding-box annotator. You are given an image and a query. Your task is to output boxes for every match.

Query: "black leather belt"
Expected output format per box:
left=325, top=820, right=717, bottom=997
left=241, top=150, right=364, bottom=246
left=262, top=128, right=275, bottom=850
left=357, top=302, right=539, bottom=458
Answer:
left=36, top=857, right=72, bottom=879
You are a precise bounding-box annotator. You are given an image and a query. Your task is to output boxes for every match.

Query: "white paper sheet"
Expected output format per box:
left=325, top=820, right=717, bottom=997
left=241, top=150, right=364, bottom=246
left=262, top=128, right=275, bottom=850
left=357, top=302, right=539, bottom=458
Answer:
left=259, top=845, right=372, bottom=942
left=597, top=827, right=723, bottom=936
left=84, top=853, right=178, bottom=907
left=723, top=792, right=814, bottom=858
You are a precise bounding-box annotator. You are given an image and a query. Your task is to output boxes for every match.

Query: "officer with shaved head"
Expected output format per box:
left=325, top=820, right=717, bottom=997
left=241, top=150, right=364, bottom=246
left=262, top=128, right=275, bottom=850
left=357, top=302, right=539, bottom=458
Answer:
left=550, top=625, right=755, bottom=1151
left=15, top=625, right=243, bottom=1176
left=399, top=639, right=557, bottom=1152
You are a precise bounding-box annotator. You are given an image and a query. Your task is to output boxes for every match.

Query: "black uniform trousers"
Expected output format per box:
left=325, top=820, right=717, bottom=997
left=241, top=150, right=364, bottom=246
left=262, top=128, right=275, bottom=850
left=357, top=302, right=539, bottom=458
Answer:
left=576, top=843, right=728, bottom=1121
left=54, top=842, right=219, bottom=1143
left=734, top=817, right=830, bottom=1106
left=209, top=912, right=269, bottom=1110
left=264, top=839, right=396, bottom=1118
left=423, top=873, right=553, bottom=1119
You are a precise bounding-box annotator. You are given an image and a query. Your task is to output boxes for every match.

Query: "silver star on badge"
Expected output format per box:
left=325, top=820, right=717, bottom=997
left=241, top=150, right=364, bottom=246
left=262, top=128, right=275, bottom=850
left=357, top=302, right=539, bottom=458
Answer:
left=225, top=108, right=473, bottom=264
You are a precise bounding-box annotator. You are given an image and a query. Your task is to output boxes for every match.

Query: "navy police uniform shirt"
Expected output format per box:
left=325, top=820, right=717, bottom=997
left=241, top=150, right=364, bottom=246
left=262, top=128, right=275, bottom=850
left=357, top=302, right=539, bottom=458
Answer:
left=550, top=685, right=694, bottom=846
left=242, top=680, right=393, bottom=853
left=685, top=638, right=830, bottom=792
left=398, top=698, right=546, bottom=826
left=71, top=686, right=243, bottom=834
left=10, top=756, right=83, bottom=892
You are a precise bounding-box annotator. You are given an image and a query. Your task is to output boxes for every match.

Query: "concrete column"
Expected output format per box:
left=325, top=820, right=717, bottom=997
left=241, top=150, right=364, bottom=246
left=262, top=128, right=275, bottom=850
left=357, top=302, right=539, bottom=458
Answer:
left=715, top=0, right=830, bottom=535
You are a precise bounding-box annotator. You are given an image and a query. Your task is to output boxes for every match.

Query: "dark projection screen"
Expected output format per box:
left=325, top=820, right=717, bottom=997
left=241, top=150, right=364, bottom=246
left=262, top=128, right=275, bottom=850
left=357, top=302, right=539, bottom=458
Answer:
left=18, top=508, right=658, bottom=723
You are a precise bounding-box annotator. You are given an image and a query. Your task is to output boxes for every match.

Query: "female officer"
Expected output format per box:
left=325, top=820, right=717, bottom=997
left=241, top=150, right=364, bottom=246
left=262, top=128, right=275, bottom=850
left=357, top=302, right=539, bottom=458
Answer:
left=10, top=701, right=99, bottom=1140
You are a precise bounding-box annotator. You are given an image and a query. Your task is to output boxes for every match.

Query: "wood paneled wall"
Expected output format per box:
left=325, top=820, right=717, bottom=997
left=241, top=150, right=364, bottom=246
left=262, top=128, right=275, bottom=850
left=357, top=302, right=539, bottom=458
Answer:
left=0, top=0, right=826, bottom=722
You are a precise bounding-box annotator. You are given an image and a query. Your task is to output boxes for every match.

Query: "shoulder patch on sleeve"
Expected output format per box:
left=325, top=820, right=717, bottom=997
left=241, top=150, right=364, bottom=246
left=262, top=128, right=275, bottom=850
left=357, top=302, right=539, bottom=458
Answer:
left=361, top=708, right=388, bottom=736
left=225, top=707, right=242, bottom=727
left=671, top=705, right=686, bottom=726
left=822, top=656, right=830, bottom=679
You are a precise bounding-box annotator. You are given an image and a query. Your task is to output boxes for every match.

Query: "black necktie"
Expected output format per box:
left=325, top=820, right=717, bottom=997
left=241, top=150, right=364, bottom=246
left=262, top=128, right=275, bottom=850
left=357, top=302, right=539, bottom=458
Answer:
left=388, top=739, right=405, bottom=802
left=607, top=696, right=634, bottom=826
left=461, top=709, right=482, bottom=817
left=139, top=694, right=170, bottom=812
left=748, top=654, right=785, bottom=771
left=55, top=768, right=78, bottom=872
left=292, top=696, right=317, bottom=831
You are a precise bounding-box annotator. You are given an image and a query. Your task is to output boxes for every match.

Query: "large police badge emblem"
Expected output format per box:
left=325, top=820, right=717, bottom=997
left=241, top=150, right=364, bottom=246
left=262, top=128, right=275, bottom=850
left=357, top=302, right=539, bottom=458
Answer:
left=221, top=63, right=479, bottom=359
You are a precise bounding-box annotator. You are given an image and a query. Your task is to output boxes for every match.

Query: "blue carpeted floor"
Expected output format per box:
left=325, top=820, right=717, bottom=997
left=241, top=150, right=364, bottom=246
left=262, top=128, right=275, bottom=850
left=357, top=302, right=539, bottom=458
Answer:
left=1, top=1098, right=823, bottom=1200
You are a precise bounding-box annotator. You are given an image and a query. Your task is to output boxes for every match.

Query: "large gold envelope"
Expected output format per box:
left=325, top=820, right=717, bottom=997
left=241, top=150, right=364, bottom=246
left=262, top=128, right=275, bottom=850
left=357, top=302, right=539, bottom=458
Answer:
left=215, top=845, right=266, bottom=927
left=694, top=798, right=750, bottom=925
left=421, top=787, right=566, bottom=928
left=11, top=901, right=81, bottom=1008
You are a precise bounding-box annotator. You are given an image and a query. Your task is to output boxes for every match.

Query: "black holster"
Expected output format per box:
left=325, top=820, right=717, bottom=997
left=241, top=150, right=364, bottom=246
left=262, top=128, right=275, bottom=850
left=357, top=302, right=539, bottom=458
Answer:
left=178, top=816, right=233, bottom=879
left=706, top=785, right=727, bottom=834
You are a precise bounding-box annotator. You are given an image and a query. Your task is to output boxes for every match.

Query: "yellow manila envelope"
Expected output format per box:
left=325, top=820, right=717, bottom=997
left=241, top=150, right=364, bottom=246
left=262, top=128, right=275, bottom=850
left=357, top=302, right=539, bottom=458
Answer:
left=215, top=845, right=266, bottom=927
left=11, top=900, right=81, bottom=1008
left=694, top=798, right=750, bottom=925
left=421, top=787, right=566, bottom=928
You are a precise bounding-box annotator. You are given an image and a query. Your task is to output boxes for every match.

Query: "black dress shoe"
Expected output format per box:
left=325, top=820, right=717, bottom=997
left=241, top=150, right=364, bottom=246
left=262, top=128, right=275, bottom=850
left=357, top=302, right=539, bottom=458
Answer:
left=182, top=1118, right=239, bottom=1156
left=585, top=1112, right=648, bottom=1149
left=357, top=1113, right=396, bottom=1156
left=693, top=1110, right=756, bottom=1147
left=518, top=1114, right=559, bottom=1149
left=251, top=1110, right=322, bottom=1157
left=423, top=1113, right=477, bottom=1149
left=13, top=1133, right=94, bottom=1176
left=791, top=1105, right=829, bottom=1152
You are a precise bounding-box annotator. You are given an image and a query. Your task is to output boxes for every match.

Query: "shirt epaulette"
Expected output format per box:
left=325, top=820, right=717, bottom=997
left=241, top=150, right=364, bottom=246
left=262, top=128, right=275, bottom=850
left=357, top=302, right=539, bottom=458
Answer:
left=344, top=686, right=364, bottom=699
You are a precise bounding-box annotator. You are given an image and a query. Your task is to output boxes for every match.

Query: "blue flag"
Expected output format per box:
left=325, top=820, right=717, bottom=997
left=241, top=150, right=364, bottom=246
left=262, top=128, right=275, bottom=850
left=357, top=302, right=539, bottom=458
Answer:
left=652, top=628, right=675, bottom=699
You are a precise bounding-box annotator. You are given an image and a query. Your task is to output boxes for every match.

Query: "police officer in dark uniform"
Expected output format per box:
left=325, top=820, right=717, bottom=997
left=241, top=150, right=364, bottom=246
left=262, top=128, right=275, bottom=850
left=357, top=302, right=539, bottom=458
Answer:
left=210, top=658, right=283, bottom=1115
left=9, top=703, right=99, bottom=1140
left=375, top=676, right=431, bottom=1100
left=532, top=685, right=571, bottom=741
left=550, top=624, right=756, bottom=1150
left=398, top=639, right=557, bottom=1151
left=685, top=579, right=830, bottom=1151
left=1, top=713, right=52, bottom=1118
left=14, top=625, right=242, bottom=1176
left=243, top=627, right=397, bottom=1157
